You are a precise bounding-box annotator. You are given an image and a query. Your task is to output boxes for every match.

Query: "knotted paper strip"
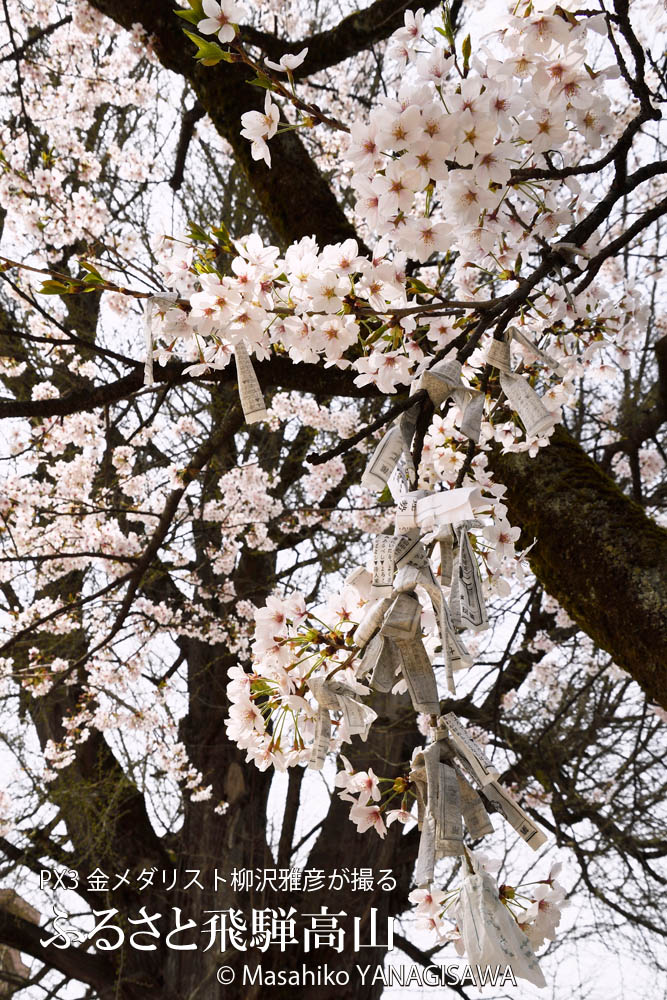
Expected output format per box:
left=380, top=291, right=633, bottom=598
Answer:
left=361, top=634, right=400, bottom=692
left=393, top=563, right=423, bottom=594
left=419, top=358, right=464, bottom=408
left=353, top=596, right=391, bottom=649
left=414, top=745, right=465, bottom=884
left=387, top=457, right=412, bottom=500
left=369, top=530, right=428, bottom=598
left=381, top=592, right=422, bottom=640
left=435, top=524, right=453, bottom=587
left=398, top=640, right=441, bottom=714
left=419, top=566, right=472, bottom=693
left=457, top=771, right=495, bottom=839
left=413, top=747, right=437, bottom=885
left=395, top=489, right=430, bottom=535
left=436, top=760, right=465, bottom=856
left=372, top=535, right=398, bottom=598
left=458, top=867, right=546, bottom=988
left=460, top=389, right=485, bottom=443
left=308, top=677, right=377, bottom=741
left=381, top=592, right=440, bottom=714
left=394, top=531, right=430, bottom=571
left=415, top=486, right=484, bottom=531
left=398, top=402, right=420, bottom=486
left=414, top=811, right=437, bottom=886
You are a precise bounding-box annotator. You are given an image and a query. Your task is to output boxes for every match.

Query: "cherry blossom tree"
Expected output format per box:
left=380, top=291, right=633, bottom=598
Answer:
left=0, top=0, right=666, bottom=997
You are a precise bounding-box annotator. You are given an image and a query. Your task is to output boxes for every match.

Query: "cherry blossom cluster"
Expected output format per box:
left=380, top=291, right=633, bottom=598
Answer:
left=334, top=757, right=415, bottom=838
left=225, top=587, right=373, bottom=771
left=348, top=5, right=616, bottom=267
left=0, top=0, right=159, bottom=259
left=152, top=232, right=420, bottom=390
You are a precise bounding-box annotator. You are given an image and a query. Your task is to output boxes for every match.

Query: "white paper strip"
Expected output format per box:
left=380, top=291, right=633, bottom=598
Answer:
left=444, top=713, right=499, bottom=786
left=143, top=293, right=178, bottom=385
left=509, top=325, right=565, bottom=375
left=418, top=565, right=472, bottom=695
left=398, top=404, right=419, bottom=485
left=415, top=486, right=484, bottom=531
left=414, top=747, right=439, bottom=882
left=449, top=525, right=488, bottom=631
left=457, top=771, right=494, bottom=839
left=500, top=372, right=555, bottom=438
left=371, top=535, right=397, bottom=598
left=369, top=636, right=401, bottom=692
left=419, top=358, right=463, bottom=407
left=308, top=677, right=377, bottom=741
left=396, top=638, right=440, bottom=715
left=353, top=597, right=391, bottom=649
left=481, top=781, right=548, bottom=850
left=414, top=811, right=436, bottom=886
left=460, top=390, right=485, bottom=443
left=234, top=340, right=268, bottom=423
left=381, top=592, right=422, bottom=641
left=395, top=490, right=430, bottom=535
left=357, top=632, right=382, bottom=679
left=393, top=564, right=423, bottom=593
left=394, top=532, right=429, bottom=571
left=437, top=525, right=453, bottom=587
left=438, top=762, right=464, bottom=854
left=485, top=336, right=512, bottom=373
left=387, top=457, right=411, bottom=500
left=308, top=708, right=331, bottom=771
left=361, top=425, right=403, bottom=491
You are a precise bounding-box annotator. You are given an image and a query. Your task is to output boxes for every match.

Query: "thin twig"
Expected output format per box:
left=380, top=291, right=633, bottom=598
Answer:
left=306, top=389, right=427, bottom=465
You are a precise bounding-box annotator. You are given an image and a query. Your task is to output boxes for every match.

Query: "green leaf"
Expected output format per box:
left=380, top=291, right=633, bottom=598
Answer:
left=80, top=260, right=102, bottom=279
left=174, top=8, right=202, bottom=25
left=409, top=278, right=434, bottom=295
left=440, top=3, right=455, bottom=47
left=187, top=222, right=212, bottom=243
left=174, top=0, right=204, bottom=21
left=461, top=33, right=472, bottom=72
left=246, top=74, right=273, bottom=90
left=39, top=279, right=70, bottom=295
left=182, top=29, right=227, bottom=65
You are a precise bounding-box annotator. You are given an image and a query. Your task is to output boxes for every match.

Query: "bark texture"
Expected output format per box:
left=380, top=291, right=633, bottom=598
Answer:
left=493, top=427, right=667, bottom=708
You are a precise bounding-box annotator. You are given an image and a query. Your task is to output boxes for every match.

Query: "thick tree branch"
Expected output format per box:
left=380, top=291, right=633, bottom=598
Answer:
left=88, top=0, right=359, bottom=246
left=246, top=0, right=442, bottom=80
left=0, top=353, right=382, bottom=420
left=0, top=907, right=142, bottom=1000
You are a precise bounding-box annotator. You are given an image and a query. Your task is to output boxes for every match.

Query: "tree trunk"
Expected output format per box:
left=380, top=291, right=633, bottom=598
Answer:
left=492, top=427, right=667, bottom=708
